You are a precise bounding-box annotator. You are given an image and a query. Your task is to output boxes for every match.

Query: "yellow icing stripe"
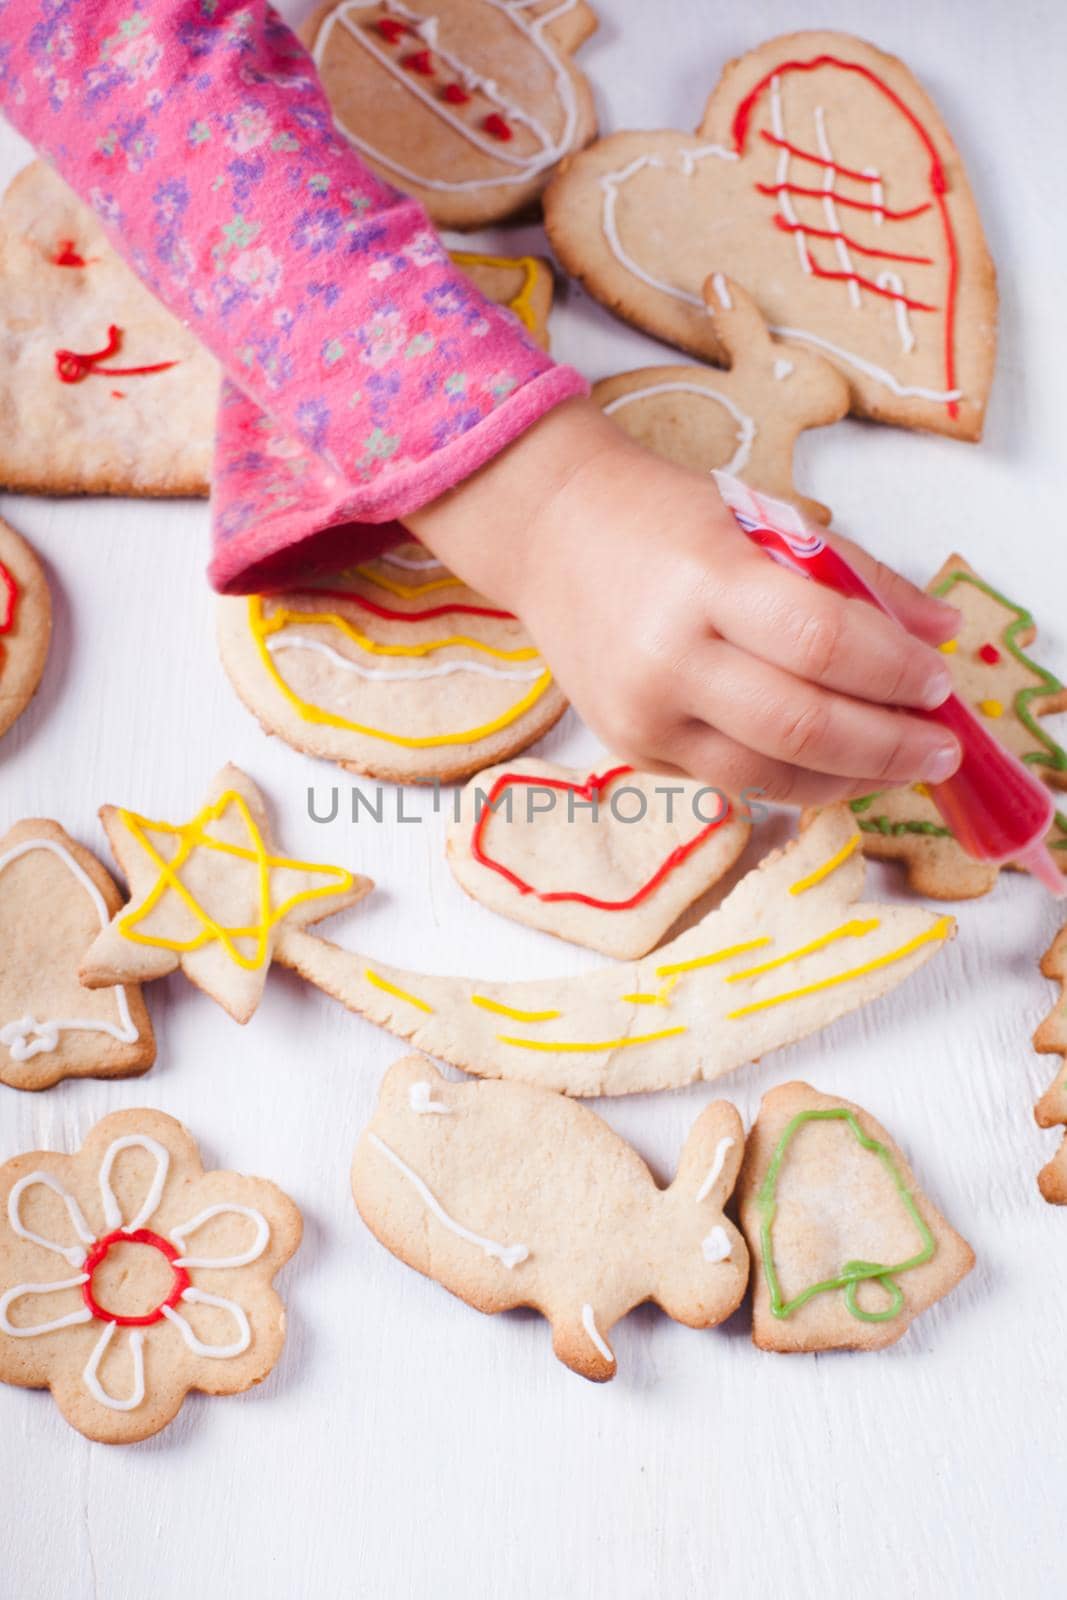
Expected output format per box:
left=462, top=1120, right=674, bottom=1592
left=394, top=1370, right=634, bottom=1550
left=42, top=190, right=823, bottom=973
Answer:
left=450, top=250, right=543, bottom=334
left=789, top=833, right=860, bottom=895
left=498, top=1026, right=687, bottom=1053
left=255, top=597, right=537, bottom=662
left=117, top=791, right=354, bottom=971
left=353, top=564, right=463, bottom=599
left=655, top=936, right=772, bottom=979
left=726, top=918, right=880, bottom=983
left=726, top=916, right=954, bottom=1020
left=471, top=995, right=561, bottom=1022
left=621, top=976, right=679, bottom=1007
left=248, top=598, right=555, bottom=750
left=365, top=968, right=434, bottom=1013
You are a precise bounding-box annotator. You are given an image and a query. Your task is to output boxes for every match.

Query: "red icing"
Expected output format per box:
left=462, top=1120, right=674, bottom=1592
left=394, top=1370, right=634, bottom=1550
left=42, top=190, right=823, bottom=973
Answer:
left=754, top=181, right=930, bottom=222
left=442, top=82, right=471, bottom=105
left=979, top=643, right=1001, bottom=664
left=313, top=586, right=515, bottom=623
left=733, top=55, right=961, bottom=418
left=110, top=389, right=126, bottom=399
left=483, top=113, right=513, bottom=141
left=772, top=215, right=933, bottom=266
left=796, top=262, right=936, bottom=312
left=470, top=766, right=733, bottom=911
left=376, top=17, right=409, bottom=43
left=401, top=48, right=434, bottom=75
left=82, top=1229, right=190, bottom=1328
left=0, top=563, right=16, bottom=635
left=759, top=129, right=874, bottom=183
left=53, top=239, right=87, bottom=267
left=54, top=325, right=178, bottom=384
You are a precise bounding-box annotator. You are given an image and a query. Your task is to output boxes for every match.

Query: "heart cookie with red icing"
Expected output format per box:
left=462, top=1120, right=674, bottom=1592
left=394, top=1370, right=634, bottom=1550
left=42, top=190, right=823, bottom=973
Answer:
left=0, top=519, right=51, bottom=743
left=545, top=30, right=996, bottom=440
left=446, top=757, right=752, bottom=958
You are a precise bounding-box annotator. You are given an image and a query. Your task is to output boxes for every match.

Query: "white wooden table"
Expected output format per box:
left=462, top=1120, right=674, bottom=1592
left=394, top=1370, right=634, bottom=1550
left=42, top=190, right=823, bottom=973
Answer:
left=2, top=3, right=1066, bottom=1595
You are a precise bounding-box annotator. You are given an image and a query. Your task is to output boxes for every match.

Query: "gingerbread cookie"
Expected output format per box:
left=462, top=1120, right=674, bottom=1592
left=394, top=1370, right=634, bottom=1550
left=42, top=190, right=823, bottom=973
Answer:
left=289, top=808, right=956, bottom=1096
left=446, top=756, right=751, bottom=957
left=0, top=518, right=51, bottom=741
left=1034, top=927, right=1067, bottom=1204
left=738, top=1081, right=974, bottom=1352
left=0, top=819, right=154, bottom=1091
left=0, top=1109, right=301, bottom=1444
left=217, top=543, right=567, bottom=784
left=450, top=249, right=554, bottom=348
left=353, top=1054, right=747, bottom=1380
left=78, top=764, right=370, bottom=1024
left=545, top=31, right=996, bottom=440
left=0, top=162, right=217, bottom=497
left=303, top=0, right=598, bottom=229
left=840, top=555, right=1067, bottom=899
left=593, top=274, right=848, bottom=523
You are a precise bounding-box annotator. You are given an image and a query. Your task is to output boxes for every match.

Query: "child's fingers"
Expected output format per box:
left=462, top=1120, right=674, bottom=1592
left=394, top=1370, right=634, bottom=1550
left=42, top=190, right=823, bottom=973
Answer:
left=659, top=723, right=896, bottom=809
left=681, top=643, right=962, bottom=784
left=705, top=544, right=953, bottom=710
left=823, top=531, right=961, bottom=645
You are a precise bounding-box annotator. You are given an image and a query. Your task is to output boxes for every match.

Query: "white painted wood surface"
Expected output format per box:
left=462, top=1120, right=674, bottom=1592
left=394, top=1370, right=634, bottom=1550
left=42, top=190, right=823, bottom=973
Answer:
left=2, top=2, right=1066, bottom=1595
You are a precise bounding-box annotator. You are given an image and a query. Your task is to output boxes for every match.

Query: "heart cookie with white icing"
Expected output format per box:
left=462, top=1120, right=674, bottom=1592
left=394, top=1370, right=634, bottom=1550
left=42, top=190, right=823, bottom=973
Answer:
left=593, top=274, right=849, bottom=524
left=545, top=31, right=996, bottom=439
left=302, top=0, right=599, bottom=228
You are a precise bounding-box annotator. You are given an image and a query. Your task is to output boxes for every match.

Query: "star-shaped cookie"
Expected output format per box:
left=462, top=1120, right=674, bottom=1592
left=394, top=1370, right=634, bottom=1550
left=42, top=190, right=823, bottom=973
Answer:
left=79, top=764, right=370, bottom=1023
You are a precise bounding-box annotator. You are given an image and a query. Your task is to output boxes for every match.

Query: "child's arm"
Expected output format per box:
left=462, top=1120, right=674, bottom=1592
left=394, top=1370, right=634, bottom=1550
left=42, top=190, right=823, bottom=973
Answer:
left=408, top=398, right=962, bottom=805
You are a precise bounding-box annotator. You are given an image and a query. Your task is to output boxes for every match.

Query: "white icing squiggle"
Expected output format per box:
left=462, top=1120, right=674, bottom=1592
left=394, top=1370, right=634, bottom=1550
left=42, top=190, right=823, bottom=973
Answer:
left=602, top=381, right=755, bottom=475
left=170, top=1205, right=270, bottom=1270
left=368, top=1132, right=528, bottom=1267
left=877, top=270, right=916, bottom=354
left=701, top=1225, right=731, bottom=1263
left=161, top=1289, right=252, bottom=1358
left=0, top=1276, right=92, bottom=1336
left=267, top=631, right=544, bottom=684
left=695, top=1135, right=736, bottom=1203
left=581, top=1303, right=614, bottom=1364
left=770, top=75, right=811, bottom=276
left=409, top=1081, right=452, bottom=1114
left=813, top=105, right=860, bottom=309
left=98, top=1136, right=169, bottom=1233
left=8, top=1172, right=94, bottom=1266
left=767, top=324, right=960, bottom=401
left=83, top=1322, right=146, bottom=1412
left=0, top=840, right=140, bottom=1064
left=313, top=0, right=579, bottom=193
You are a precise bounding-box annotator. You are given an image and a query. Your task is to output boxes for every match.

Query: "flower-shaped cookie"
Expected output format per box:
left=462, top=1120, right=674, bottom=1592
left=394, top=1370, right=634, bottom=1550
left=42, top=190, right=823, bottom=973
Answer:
left=0, top=1109, right=301, bottom=1443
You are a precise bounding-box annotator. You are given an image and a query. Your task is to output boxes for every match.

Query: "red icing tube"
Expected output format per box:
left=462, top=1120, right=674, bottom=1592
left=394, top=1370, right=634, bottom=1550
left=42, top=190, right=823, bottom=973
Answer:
left=715, top=472, right=1066, bottom=896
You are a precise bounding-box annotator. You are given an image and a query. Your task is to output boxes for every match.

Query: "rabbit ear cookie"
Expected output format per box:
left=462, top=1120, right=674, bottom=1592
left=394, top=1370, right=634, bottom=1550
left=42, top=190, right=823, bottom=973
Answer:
left=302, top=0, right=599, bottom=228
left=545, top=30, right=996, bottom=439
left=738, top=1081, right=974, bottom=1352
left=352, top=1055, right=748, bottom=1380
left=593, top=274, right=849, bottom=524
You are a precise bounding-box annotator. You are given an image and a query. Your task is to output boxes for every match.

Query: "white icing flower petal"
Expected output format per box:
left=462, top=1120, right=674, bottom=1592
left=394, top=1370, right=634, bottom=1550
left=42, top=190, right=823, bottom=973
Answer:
left=161, top=1289, right=251, bottom=1358
left=7, top=1172, right=94, bottom=1267
left=169, top=1204, right=270, bottom=1269
left=97, top=1135, right=170, bottom=1232
left=83, top=1322, right=146, bottom=1412
left=0, top=1275, right=92, bottom=1336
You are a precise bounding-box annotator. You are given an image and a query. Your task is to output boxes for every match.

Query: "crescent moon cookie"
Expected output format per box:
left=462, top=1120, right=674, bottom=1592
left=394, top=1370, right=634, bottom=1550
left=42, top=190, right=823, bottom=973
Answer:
left=1033, top=927, right=1067, bottom=1205
left=833, top=555, right=1067, bottom=899
left=217, top=543, right=567, bottom=784
left=78, top=764, right=371, bottom=1025
left=302, top=0, right=599, bottom=229
left=0, top=1109, right=302, bottom=1444
left=593, top=274, right=849, bottom=525
left=445, top=756, right=751, bottom=958
left=0, top=162, right=218, bottom=497
left=352, top=1055, right=748, bottom=1381
left=544, top=30, right=997, bottom=440
left=0, top=518, right=51, bottom=742
left=288, top=807, right=957, bottom=1097
left=0, top=819, right=155, bottom=1092
left=450, top=249, right=554, bottom=348
left=738, top=1081, right=974, bottom=1353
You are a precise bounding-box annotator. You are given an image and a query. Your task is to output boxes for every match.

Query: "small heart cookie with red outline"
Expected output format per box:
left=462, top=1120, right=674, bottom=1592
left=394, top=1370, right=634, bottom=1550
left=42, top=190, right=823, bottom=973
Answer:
left=546, top=30, right=996, bottom=440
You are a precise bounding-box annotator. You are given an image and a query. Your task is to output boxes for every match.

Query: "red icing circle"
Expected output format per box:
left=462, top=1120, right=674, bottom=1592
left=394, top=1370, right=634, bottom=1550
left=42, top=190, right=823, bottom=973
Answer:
left=82, top=1228, right=190, bottom=1327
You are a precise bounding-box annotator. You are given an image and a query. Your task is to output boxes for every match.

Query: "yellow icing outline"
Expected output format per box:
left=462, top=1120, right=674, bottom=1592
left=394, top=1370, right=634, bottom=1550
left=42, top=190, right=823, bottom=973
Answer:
left=725, top=917, right=954, bottom=1020
left=655, top=936, right=772, bottom=979
left=471, top=995, right=561, bottom=1022
left=726, top=919, right=880, bottom=983
left=117, top=790, right=355, bottom=971
left=497, top=1026, right=687, bottom=1053
left=789, top=834, right=860, bottom=896
left=450, top=250, right=544, bottom=334
left=365, top=968, right=435, bottom=1012
left=248, top=596, right=555, bottom=750
left=353, top=564, right=464, bottom=599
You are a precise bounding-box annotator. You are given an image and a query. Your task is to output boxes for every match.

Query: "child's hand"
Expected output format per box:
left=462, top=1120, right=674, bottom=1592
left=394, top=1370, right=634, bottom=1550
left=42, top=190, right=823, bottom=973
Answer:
left=408, top=399, right=962, bottom=806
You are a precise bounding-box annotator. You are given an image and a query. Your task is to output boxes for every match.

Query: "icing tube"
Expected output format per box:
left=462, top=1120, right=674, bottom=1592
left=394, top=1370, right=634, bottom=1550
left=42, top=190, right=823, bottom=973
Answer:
left=713, top=472, right=1067, bottom=896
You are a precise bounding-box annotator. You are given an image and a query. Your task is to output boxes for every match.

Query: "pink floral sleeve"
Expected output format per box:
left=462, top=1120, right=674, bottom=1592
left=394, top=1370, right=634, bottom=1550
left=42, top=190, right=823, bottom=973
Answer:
left=0, top=0, right=587, bottom=591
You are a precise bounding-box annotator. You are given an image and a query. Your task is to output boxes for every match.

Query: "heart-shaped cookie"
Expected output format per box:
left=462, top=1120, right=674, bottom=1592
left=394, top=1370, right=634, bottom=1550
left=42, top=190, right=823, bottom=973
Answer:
left=0, top=162, right=218, bottom=497
left=546, top=30, right=996, bottom=440
left=447, top=757, right=751, bottom=957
